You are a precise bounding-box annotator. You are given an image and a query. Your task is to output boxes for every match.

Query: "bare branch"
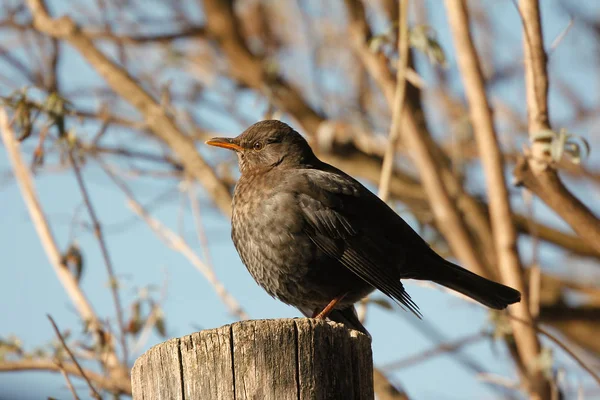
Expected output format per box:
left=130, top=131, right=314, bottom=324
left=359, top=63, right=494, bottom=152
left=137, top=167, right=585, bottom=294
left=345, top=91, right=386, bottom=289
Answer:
left=0, top=110, right=103, bottom=345
left=1, top=107, right=130, bottom=384
left=445, top=1, right=551, bottom=397
left=517, top=0, right=549, bottom=133
left=514, top=159, right=600, bottom=253
left=512, top=0, right=600, bottom=251
left=345, top=0, right=489, bottom=277
left=24, top=0, right=233, bottom=217
left=378, top=0, right=410, bottom=202
left=203, top=0, right=323, bottom=134
left=512, top=214, right=599, bottom=259
left=85, top=26, right=207, bottom=44
left=0, top=359, right=132, bottom=395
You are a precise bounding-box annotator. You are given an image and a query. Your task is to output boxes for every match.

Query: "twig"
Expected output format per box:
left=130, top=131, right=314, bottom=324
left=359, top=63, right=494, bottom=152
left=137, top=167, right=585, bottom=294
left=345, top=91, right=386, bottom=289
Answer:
left=130, top=303, right=160, bottom=356
left=380, top=331, right=488, bottom=371
left=507, top=314, right=600, bottom=387
left=522, top=189, right=541, bottom=317
left=67, top=148, right=129, bottom=366
left=47, top=315, right=102, bottom=400
left=84, top=25, right=207, bottom=44
left=513, top=0, right=548, bottom=133
left=528, top=264, right=541, bottom=318
left=477, top=373, right=521, bottom=390
left=132, top=274, right=169, bottom=355
left=84, top=144, right=184, bottom=171
left=187, top=178, right=215, bottom=267
left=444, top=1, right=550, bottom=397
left=378, top=0, right=410, bottom=202
left=549, top=18, right=574, bottom=53
left=55, top=359, right=81, bottom=400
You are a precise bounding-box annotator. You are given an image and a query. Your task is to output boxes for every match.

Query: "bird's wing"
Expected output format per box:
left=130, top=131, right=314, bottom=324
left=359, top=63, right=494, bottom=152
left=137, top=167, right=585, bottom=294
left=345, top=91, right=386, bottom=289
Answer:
left=293, top=169, right=421, bottom=317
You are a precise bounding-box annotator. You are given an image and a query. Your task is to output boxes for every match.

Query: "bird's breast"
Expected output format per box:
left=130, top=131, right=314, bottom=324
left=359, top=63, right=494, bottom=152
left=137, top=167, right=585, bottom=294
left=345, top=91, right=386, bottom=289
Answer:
left=230, top=170, right=375, bottom=308
left=231, top=173, right=314, bottom=299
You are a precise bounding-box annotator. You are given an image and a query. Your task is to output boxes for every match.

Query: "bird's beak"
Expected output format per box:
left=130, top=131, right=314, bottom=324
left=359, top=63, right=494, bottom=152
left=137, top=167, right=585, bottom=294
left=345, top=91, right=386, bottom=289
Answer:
left=205, top=137, right=243, bottom=152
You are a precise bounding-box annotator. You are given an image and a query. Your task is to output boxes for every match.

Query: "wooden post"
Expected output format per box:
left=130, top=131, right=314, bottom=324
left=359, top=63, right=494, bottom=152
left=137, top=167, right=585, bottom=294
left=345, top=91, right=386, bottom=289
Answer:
left=131, top=318, right=373, bottom=399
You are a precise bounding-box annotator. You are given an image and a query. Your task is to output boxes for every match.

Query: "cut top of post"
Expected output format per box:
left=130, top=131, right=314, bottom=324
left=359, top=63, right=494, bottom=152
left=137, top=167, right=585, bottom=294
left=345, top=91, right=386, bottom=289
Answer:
left=131, top=318, right=373, bottom=400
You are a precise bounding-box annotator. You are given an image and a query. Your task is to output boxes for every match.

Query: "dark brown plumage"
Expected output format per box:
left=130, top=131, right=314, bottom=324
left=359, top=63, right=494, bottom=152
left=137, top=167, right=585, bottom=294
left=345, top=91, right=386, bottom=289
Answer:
left=206, top=120, right=520, bottom=335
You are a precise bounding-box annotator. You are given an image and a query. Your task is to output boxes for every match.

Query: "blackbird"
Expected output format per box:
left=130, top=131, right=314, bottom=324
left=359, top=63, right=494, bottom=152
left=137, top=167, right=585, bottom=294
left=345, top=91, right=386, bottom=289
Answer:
left=206, top=120, right=520, bottom=335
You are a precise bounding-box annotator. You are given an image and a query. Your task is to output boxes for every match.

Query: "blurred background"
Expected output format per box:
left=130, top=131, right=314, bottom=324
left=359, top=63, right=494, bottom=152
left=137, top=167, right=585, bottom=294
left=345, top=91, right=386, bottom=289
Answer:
left=0, top=0, right=599, bottom=398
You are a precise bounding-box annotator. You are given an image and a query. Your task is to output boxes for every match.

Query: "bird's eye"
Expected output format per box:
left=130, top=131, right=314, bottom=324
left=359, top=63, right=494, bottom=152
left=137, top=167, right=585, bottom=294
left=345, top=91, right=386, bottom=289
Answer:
left=253, top=141, right=264, bottom=151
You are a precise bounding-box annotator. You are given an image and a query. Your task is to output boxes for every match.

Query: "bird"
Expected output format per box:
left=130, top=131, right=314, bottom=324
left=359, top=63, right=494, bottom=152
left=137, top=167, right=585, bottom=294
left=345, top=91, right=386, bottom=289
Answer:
left=206, top=120, right=521, bottom=335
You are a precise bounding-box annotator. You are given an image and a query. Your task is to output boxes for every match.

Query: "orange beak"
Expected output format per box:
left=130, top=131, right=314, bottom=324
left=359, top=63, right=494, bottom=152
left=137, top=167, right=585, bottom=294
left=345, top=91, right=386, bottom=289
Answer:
left=205, top=137, right=243, bottom=152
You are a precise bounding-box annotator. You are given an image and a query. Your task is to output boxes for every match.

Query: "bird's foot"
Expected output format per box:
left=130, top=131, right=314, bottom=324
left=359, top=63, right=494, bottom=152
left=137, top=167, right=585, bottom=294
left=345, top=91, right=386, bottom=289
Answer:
left=312, top=293, right=348, bottom=319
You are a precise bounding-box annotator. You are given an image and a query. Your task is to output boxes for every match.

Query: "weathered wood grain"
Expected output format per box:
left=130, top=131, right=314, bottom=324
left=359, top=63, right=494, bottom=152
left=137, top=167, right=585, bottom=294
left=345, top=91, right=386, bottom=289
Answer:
left=132, top=318, right=373, bottom=399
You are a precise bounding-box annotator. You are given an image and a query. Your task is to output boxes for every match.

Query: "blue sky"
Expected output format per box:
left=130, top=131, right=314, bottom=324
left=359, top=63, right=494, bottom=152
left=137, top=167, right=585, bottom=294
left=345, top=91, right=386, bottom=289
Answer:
left=1, top=0, right=599, bottom=399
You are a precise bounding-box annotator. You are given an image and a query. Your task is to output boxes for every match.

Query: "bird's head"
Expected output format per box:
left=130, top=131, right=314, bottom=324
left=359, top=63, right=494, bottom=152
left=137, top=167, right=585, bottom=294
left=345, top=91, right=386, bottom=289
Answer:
left=206, top=120, right=317, bottom=174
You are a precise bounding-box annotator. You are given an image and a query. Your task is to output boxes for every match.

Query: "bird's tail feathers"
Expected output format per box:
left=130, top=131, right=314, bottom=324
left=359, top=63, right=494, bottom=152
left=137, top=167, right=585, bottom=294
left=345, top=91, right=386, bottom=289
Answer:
left=422, top=260, right=521, bottom=310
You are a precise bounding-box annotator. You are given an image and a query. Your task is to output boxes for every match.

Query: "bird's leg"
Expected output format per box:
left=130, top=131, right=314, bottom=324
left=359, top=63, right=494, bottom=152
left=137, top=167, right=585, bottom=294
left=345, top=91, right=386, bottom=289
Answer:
left=312, top=293, right=348, bottom=319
